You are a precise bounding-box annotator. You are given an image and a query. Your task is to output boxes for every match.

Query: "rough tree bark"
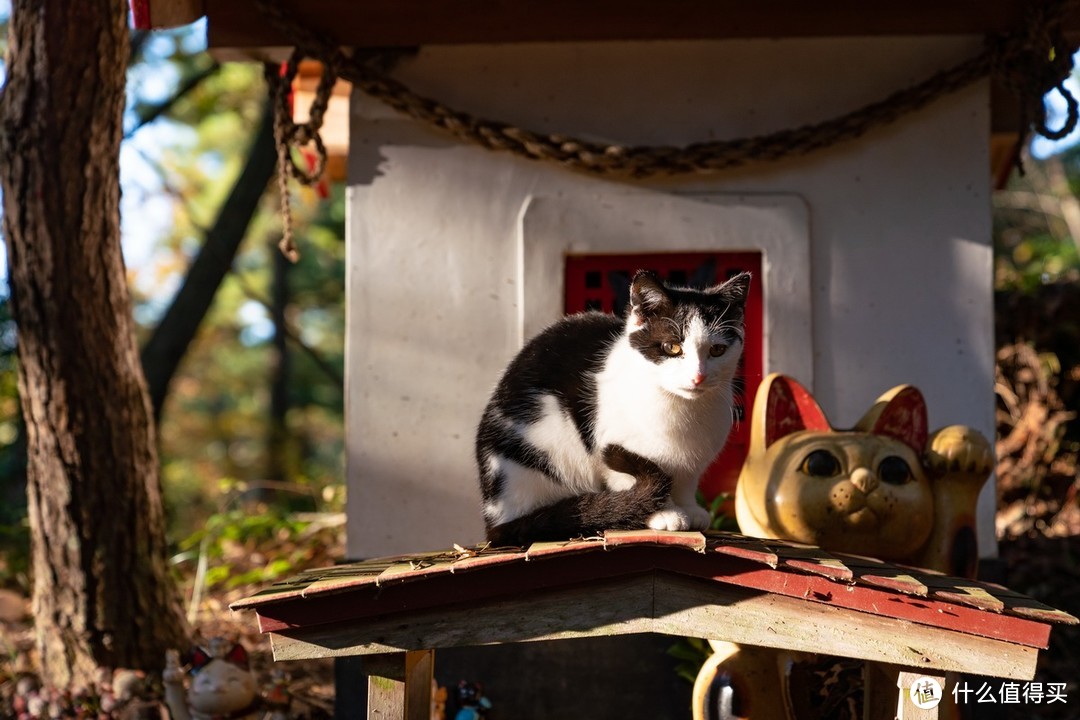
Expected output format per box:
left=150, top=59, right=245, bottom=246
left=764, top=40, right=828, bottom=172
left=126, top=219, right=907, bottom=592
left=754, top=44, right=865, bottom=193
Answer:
left=0, top=0, right=189, bottom=689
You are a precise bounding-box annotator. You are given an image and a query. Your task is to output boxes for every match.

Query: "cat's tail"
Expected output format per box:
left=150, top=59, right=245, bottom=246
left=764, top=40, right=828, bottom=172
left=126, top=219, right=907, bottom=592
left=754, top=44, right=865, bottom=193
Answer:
left=485, top=445, right=673, bottom=548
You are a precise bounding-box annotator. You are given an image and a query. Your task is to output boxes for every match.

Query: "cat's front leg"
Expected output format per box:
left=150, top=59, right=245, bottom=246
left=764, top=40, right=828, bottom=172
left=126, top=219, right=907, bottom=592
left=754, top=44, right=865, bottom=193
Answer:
left=647, top=475, right=711, bottom=531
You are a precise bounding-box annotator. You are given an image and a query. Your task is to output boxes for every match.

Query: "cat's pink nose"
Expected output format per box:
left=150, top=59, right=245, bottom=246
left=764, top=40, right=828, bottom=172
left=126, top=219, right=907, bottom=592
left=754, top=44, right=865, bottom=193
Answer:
left=691, top=372, right=706, bottom=386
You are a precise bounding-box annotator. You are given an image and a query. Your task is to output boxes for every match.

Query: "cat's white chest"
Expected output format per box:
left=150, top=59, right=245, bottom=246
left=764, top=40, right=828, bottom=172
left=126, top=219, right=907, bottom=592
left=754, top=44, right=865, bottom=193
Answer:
left=594, top=340, right=732, bottom=477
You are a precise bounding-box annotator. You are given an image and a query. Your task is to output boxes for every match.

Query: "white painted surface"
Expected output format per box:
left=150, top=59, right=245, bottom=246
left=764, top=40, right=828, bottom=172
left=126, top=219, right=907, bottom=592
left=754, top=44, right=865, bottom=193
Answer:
left=346, top=37, right=995, bottom=559
left=519, top=193, right=811, bottom=384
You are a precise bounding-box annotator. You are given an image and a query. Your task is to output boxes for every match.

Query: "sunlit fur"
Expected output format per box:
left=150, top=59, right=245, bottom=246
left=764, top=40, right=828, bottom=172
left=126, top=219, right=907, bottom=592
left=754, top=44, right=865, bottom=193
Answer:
left=476, top=271, right=750, bottom=544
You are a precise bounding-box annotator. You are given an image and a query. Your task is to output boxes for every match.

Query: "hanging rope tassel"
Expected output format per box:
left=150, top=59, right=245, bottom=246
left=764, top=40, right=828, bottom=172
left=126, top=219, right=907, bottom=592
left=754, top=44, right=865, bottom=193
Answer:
left=992, top=0, right=1080, bottom=175
left=270, top=51, right=336, bottom=262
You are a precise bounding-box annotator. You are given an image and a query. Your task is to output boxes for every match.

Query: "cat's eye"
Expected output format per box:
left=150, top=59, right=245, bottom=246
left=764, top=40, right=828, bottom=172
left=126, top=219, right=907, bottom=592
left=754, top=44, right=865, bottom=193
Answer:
left=709, top=344, right=728, bottom=357
left=800, top=449, right=841, bottom=478
left=661, top=341, right=683, bottom=356
left=878, top=456, right=912, bottom=485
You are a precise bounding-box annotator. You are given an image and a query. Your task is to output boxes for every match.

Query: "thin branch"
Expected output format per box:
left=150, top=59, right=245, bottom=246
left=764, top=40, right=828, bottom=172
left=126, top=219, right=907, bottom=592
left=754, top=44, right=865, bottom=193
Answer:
left=125, top=62, right=222, bottom=139
left=129, top=145, right=209, bottom=235
left=129, top=29, right=151, bottom=61
left=1043, top=154, right=1080, bottom=255
left=232, top=272, right=345, bottom=389
left=993, top=191, right=1065, bottom=218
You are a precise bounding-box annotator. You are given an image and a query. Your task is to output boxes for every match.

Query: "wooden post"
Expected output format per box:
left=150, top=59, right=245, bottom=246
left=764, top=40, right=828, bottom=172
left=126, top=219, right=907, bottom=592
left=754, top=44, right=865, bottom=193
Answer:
left=896, top=670, right=944, bottom=720
left=863, top=662, right=899, bottom=720
left=864, top=664, right=952, bottom=720
left=366, top=650, right=434, bottom=720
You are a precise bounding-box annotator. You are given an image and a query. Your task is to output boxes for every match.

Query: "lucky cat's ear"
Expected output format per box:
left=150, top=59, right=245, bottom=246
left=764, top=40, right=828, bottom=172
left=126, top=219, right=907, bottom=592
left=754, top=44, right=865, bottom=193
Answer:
left=629, top=270, right=671, bottom=316
left=752, top=373, right=830, bottom=449
left=190, top=646, right=212, bottom=673
left=706, top=271, right=751, bottom=305
left=855, top=385, right=928, bottom=454
left=224, top=643, right=250, bottom=670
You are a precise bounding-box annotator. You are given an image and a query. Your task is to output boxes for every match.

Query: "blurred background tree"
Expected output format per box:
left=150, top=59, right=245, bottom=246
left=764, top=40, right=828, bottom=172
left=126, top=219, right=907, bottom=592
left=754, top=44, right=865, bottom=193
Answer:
left=123, top=25, right=348, bottom=587
left=992, top=141, right=1080, bottom=717
left=993, top=149, right=1080, bottom=542
left=994, top=150, right=1080, bottom=291
left=0, top=16, right=346, bottom=600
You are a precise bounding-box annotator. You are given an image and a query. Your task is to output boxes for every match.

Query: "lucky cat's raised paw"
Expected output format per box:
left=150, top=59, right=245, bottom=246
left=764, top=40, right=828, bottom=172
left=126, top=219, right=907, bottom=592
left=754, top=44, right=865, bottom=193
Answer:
left=925, top=425, right=993, bottom=480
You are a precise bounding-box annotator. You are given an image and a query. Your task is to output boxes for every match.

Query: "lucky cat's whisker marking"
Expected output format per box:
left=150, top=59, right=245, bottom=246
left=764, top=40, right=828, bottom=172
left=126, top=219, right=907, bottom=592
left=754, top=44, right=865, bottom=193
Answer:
left=477, top=269, right=750, bottom=546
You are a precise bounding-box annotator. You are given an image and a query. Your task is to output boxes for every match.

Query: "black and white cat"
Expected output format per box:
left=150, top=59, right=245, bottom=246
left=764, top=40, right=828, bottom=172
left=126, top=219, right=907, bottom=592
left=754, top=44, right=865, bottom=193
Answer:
left=476, top=270, right=750, bottom=546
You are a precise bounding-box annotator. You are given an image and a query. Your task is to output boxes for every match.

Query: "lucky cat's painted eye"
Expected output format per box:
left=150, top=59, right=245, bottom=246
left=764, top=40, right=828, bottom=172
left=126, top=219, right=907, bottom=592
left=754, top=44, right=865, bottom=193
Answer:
left=709, top=344, right=728, bottom=357
left=800, top=449, right=841, bottom=478
left=878, top=456, right=912, bottom=485
left=661, top=341, right=683, bottom=356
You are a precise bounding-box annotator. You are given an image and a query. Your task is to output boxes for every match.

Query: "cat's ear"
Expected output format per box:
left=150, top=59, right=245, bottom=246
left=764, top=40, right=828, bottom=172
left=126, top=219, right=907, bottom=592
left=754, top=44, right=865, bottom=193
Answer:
left=855, top=385, right=928, bottom=454
left=629, top=270, right=671, bottom=317
left=753, top=374, right=830, bottom=449
left=707, top=271, right=751, bottom=305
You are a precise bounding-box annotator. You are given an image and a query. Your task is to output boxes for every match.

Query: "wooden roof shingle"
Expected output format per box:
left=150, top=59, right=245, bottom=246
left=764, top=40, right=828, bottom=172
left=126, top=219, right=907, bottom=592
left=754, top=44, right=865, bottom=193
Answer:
left=233, top=530, right=1075, bottom=681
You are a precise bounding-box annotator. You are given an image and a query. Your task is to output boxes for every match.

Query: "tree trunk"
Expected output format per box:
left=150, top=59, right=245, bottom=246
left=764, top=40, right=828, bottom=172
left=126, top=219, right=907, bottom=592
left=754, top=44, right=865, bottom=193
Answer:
left=0, top=0, right=189, bottom=689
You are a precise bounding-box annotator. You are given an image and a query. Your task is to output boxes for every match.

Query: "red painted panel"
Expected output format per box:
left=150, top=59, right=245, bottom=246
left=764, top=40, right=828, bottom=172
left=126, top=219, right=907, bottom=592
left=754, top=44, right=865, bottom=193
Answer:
left=564, top=253, right=764, bottom=499
left=681, top=561, right=1052, bottom=650
left=131, top=0, right=152, bottom=29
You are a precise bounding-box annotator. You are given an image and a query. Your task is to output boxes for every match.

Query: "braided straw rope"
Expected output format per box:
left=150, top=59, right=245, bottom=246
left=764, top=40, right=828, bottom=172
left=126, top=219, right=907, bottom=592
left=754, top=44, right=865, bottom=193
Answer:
left=260, top=0, right=1078, bottom=255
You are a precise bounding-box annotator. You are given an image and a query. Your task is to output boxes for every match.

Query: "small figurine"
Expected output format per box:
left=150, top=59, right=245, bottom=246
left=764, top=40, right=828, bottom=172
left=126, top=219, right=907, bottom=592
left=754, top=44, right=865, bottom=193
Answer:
left=431, top=681, right=448, bottom=720
left=164, top=638, right=259, bottom=720
left=454, top=681, right=492, bottom=720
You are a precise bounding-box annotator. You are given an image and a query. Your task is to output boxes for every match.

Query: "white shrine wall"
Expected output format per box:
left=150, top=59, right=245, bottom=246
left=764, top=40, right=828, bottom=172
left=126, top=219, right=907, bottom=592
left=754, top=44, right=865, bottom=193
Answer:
left=344, top=36, right=995, bottom=559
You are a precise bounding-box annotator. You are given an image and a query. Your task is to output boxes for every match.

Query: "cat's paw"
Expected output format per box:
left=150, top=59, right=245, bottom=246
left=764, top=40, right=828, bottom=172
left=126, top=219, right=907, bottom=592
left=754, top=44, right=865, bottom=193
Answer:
left=647, top=504, right=712, bottom=532
left=647, top=508, right=691, bottom=532
left=683, top=503, right=713, bottom=530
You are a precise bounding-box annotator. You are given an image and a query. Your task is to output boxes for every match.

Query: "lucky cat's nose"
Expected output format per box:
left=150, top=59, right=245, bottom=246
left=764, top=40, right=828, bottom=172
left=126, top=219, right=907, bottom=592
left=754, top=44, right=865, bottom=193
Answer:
left=850, top=468, right=879, bottom=493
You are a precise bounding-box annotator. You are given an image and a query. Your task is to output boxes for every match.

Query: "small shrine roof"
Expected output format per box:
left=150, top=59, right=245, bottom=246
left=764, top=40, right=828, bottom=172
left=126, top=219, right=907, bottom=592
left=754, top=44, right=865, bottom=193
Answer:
left=233, top=530, right=1075, bottom=679
left=138, top=2, right=1080, bottom=49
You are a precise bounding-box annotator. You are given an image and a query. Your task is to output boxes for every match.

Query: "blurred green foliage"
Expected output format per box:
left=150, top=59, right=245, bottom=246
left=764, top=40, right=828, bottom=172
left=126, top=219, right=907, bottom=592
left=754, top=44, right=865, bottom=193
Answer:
left=0, top=23, right=345, bottom=591
left=125, top=28, right=346, bottom=544
left=667, top=636, right=714, bottom=685
left=994, top=151, right=1080, bottom=292
left=698, top=490, right=739, bottom=532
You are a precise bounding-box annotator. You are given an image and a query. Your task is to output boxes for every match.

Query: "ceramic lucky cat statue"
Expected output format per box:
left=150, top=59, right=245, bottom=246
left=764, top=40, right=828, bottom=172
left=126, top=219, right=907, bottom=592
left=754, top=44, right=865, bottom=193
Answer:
left=694, top=373, right=993, bottom=720
left=164, top=638, right=266, bottom=720
left=735, top=373, right=992, bottom=577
